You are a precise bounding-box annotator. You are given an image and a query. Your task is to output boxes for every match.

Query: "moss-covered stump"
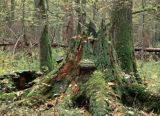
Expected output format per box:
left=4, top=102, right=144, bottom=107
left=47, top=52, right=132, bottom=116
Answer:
left=0, top=37, right=85, bottom=111
left=2, top=35, right=160, bottom=115
left=1, top=68, right=160, bottom=115
left=49, top=71, right=111, bottom=115
left=79, top=59, right=96, bottom=70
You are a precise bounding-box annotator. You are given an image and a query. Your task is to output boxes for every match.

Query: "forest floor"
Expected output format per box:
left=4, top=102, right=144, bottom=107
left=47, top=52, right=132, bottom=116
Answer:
left=0, top=49, right=160, bottom=115
left=1, top=49, right=160, bottom=93
left=137, top=60, right=160, bottom=93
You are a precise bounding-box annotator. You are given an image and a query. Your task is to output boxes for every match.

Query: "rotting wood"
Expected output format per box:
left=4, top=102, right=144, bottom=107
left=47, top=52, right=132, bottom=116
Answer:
left=0, top=43, right=68, bottom=48
left=2, top=42, right=160, bottom=53
left=135, top=47, right=160, bottom=52
left=1, top=41, right=160, bottom=53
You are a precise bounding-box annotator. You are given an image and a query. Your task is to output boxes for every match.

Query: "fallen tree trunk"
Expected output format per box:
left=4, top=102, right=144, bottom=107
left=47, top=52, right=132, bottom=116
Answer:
left=135, top=47, right=160, bottom=52
left=1, top=42, right=160, bottom=53
left=0, top=42, right=68, bottom=48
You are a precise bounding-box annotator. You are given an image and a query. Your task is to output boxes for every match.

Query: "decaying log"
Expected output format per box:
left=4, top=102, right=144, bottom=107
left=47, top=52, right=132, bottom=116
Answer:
left=0, top=43, right=14, bottom=46
left=1, top=41, right=160, bottom=53
left=0, top=42, right=68, bottom=48
left=135, top=48, right=160, bottom=52
left=0, top=71, right=42, bottom=91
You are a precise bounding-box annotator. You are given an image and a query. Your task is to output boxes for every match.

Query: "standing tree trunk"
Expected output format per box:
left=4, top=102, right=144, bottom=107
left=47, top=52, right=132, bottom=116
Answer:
left=153, top=0, right=160, bottom=47
left=75, top=0, right=86, bottom=35
left=140, top=0, right=147, bottom=60
left=34, top=0, right=53, bottom=72
left=62, top=1, right=74, bottom=45
left=22, top=0, right=28, bottom=46
left=111, top=0, right=137, bottom=75
left=10, top=0, right=15, bottom=27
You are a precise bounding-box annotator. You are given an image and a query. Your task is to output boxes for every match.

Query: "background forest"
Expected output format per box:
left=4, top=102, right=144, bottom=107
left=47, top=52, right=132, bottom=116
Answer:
left=0, top=0, right=160, bottom=115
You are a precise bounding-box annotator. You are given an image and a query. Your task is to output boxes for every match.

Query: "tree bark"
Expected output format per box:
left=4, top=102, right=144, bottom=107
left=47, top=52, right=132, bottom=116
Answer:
left=10, top=0, right=15, bottom=27
left=22, top=0, right=27, bottom=46
left=111, top=0, right=137, bottom=75
left=75, top=0, right=86, bottom=35
left=34, top=0, right=53, bottom=72
left=40, top=24, right=53, bottom=72
left=153, top=0, right=160, bottom=47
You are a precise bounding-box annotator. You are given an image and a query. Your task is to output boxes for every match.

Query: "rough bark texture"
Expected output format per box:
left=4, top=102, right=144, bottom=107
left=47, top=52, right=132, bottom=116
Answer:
left=75, top=0, right=86, bottom=35
left=153, top=0, right=160, bottom=47
left=35, top=0, right=53, bottom=72
left=62, top=1, right=74, bottom=45
left=40, top=24, right=53, bottom=72
left=111, top=0, right=136, bottom=74
left=10, top=0, right=15, bottom=27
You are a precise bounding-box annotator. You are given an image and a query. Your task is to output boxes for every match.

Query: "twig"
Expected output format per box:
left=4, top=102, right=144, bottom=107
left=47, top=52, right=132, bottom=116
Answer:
left=12, top=34, right=24, bottom=55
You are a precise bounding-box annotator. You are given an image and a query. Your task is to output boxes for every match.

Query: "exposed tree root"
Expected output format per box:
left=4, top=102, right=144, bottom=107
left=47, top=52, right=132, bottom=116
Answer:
left=121, top=83, right=160, bottom=113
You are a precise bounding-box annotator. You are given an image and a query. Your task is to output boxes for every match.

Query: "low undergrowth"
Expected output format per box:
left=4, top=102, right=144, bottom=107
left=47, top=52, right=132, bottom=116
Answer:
left=0, top=50, right=160, bottom=115
left=137, top=59, right=160, bottom=93
left=0, top=48, right=65, bottom=75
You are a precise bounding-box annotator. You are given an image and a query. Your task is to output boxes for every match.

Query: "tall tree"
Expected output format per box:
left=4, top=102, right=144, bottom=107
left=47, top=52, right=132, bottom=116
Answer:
left=34, top=0, right=53, bottom=72
left=153, top=0, right=160, bottom=47
left=111, top=0, right=137, bottom=75
left=62, top=1, right=74, bottom=45
left=10, top=0, right=15, bottom=27
left=22, top=0, right=27, bottom=46
left=75, top=0, right=86, bottom=35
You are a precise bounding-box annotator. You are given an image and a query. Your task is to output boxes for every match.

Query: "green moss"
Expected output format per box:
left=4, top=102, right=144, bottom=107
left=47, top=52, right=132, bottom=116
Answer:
left=94, top=21, right=110, bottom=70
left=123, top=83, right=150, bottom=102
left=86, top=71, right=109, bottom=115
left=55, top=85, right=82, bottom=116
left=56, top=108, right=82, bottom=116
left=26, top=69, right=59, bottom=97
left=111, top=0, right=135, bottom=74
left=86, top=71, right=106, bottom=96
left=121, top=83, right=160, bottom=112
left=79, top=59, right=95, bottom=68
left=148, top=100, right=160, bottom=112
left=0, top=92, right=16, bottom=102
left=40, top=24, right=53, bottom=73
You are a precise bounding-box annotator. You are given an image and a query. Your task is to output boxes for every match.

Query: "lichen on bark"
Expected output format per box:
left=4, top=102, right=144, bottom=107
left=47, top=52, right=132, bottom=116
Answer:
left=111, top=0, right=136, bottom=75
